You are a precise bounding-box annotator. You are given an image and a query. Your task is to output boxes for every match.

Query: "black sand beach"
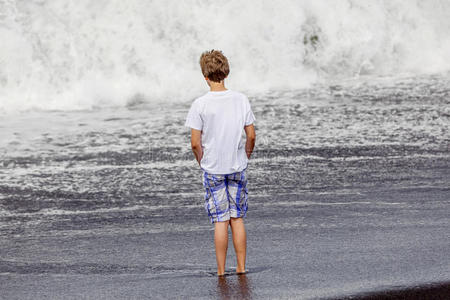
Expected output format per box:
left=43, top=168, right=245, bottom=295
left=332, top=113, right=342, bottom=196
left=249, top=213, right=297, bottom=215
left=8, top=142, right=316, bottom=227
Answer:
left=343, top=281, right=450, bottom=299
left=1, top=75, right=449, bottom=299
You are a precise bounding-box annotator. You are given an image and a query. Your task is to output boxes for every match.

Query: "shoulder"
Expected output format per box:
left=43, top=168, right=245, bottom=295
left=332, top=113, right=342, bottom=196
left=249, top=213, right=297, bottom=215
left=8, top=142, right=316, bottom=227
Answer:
left=229, top=90, right=250, bottom=104
left=230, top=90, right=247, bottom=98
left=189, top=93, right=209, bottom=109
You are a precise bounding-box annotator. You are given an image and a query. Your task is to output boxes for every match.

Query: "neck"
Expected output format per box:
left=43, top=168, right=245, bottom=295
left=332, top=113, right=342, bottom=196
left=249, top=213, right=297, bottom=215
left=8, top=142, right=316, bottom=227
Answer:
left=209, top=80, right=227, bottom=91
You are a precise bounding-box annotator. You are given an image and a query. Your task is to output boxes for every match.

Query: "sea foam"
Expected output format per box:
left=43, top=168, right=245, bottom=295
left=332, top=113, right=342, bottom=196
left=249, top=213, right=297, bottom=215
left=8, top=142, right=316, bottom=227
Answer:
left=1, top=0, right=450, bottom=112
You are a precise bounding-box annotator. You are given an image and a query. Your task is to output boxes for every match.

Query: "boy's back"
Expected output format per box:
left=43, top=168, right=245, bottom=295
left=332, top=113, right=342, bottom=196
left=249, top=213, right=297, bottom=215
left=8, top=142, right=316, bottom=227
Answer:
left=185, top=89, right=255, bottom=174
left=185, top=49, right=256, bottom=276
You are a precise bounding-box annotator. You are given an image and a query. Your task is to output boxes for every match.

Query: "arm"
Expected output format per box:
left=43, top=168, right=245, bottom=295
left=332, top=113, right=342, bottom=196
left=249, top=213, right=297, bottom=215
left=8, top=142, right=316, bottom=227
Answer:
left=244, top=124, right=256, bottom=159
left=190, top=128, right=203, bottom=165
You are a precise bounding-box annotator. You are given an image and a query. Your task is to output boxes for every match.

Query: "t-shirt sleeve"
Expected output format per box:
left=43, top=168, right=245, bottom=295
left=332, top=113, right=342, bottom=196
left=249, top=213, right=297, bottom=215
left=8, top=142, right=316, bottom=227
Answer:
left=184, top=101, right=203, bottom=130
left=244, top=97, right=256, bottom=126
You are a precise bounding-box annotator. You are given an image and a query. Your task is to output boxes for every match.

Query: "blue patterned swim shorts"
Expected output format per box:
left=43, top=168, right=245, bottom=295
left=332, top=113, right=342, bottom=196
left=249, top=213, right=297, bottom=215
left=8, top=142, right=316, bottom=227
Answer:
left=202, top=168, right=248, bottom=224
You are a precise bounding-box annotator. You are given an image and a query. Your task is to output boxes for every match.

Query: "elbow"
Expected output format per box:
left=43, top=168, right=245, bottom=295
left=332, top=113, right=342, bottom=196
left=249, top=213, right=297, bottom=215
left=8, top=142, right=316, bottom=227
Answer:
left=191, top=143, right=202, bottom=151
left=248, top=134, right=256, bottom=142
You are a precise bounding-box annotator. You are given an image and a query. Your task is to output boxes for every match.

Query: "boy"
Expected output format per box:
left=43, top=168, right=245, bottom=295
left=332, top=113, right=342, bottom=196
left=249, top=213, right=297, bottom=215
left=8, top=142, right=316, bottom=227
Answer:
left=184, top=49, right=256, bottom=276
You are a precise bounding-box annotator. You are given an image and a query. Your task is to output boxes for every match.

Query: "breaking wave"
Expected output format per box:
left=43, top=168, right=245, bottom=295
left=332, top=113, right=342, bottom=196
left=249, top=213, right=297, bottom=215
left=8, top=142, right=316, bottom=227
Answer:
left=1, top=0, right=450, bottom=112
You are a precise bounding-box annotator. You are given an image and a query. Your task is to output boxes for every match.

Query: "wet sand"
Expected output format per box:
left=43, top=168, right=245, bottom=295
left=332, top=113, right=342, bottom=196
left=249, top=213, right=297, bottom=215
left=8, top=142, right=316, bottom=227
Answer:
left=1, top=183, right=449, bottom=299
left=343, top=281, right=450, bottom=299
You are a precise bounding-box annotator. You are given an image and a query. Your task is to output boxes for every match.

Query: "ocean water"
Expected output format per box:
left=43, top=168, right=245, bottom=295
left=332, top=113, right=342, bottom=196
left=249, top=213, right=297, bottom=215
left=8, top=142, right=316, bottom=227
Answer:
left=1, top=74, right=449, bottom=299
left=1, top=0, right=450, bottom=298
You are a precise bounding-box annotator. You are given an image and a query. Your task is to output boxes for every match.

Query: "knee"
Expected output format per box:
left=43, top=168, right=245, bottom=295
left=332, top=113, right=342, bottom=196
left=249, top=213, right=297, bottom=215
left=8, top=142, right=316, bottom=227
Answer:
left=230, top=217, right=243, bottom=223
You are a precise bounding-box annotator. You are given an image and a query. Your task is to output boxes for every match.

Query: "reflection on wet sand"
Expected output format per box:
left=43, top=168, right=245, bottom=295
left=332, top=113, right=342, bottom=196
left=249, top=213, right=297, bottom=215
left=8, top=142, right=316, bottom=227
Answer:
left=217, top=273, right=252, bottom=300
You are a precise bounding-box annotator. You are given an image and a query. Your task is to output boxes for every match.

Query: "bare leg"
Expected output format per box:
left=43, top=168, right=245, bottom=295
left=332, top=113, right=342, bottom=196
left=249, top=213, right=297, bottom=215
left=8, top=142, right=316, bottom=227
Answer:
left=214, top=220, right=230, bottom=276
left=230, top=217, right=247, bottom=273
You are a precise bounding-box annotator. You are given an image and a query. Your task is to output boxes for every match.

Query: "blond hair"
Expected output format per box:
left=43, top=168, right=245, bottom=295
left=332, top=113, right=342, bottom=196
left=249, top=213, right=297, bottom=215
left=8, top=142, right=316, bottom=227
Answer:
left=199, top=49, right=230, bottom=82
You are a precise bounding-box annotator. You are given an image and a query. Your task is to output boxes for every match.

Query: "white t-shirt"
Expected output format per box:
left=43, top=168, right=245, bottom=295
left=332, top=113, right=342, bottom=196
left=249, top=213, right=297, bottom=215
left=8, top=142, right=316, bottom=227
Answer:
left=185, top=89, right=256, bottom=174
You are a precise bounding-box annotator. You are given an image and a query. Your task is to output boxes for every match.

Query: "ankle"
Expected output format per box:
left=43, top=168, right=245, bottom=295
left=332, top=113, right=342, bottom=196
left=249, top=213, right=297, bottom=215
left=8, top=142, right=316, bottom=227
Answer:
left=217, top=267, right=225, bottom=276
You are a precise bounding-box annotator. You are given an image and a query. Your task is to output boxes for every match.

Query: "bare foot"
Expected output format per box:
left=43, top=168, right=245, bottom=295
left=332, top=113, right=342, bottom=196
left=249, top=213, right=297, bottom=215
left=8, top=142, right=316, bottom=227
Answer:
left=236, top=269, right=247, bottom=274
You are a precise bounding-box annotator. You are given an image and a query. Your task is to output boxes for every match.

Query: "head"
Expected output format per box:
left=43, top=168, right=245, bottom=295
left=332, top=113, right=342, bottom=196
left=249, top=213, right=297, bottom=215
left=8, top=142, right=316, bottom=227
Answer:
left=199, top=49, right=230, bottom=85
